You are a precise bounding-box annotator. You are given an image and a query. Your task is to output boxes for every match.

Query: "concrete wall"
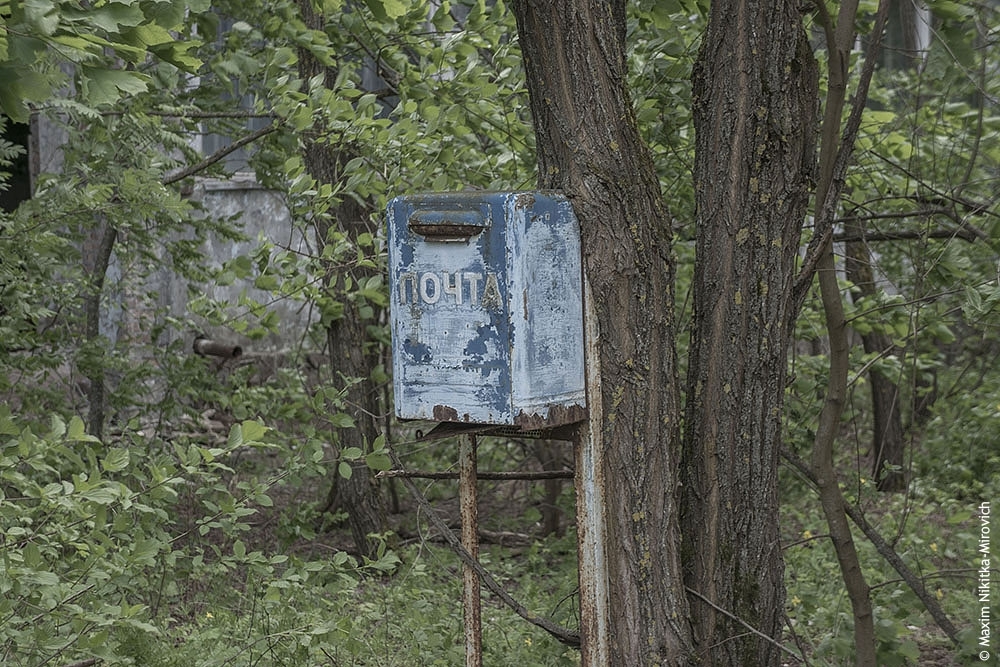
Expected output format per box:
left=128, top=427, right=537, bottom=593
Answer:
left=146, top=173, right=316, bottom=354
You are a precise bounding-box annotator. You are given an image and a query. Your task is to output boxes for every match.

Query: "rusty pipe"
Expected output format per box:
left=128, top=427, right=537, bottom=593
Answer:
left=459, top=434, right=482, bottom=667
left=193, top=336, right=243, bottom=359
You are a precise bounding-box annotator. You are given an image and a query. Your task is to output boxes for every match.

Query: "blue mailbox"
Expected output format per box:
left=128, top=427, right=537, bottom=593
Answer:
left=387, top=191, right=586, bottom=428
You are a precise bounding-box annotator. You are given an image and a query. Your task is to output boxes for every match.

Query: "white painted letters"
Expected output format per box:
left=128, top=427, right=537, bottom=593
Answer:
left=398, top=270, right=501, bottom=309
left=442, top=271, right=462, bottom=304
left=419, top=272, right=441, bottom=304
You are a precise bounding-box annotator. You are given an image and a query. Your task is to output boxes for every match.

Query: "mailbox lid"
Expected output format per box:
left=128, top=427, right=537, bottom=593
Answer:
left=388, top=192, right=513, bottom=423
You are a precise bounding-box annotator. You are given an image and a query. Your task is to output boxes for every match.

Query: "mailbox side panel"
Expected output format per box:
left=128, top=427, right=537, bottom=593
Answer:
left=507, top=193, right=586, bottom=427
left=387, top=193, right=514, bottom=424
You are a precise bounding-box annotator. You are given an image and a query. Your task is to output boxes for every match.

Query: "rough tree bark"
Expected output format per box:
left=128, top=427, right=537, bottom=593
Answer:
left=682, top=0, right=818, bottom=664
left=295, top=0, right=385, bottom=559
left=511, top=1, right=691, bottom=663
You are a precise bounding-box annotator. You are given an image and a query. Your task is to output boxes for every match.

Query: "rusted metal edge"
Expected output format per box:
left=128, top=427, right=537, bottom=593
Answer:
left=512, top=403, right=587, bottom=431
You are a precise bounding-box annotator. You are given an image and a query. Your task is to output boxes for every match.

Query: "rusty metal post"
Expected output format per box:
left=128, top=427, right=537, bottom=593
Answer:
left=192, top=336, right=243, bottom=359
left=459, top=434, right=482, bottom=667
left=575, top=275, right=610, bottom=665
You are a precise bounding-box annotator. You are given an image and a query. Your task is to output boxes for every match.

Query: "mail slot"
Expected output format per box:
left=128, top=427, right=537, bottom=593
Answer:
left=387, top=191, right=586, bottom=428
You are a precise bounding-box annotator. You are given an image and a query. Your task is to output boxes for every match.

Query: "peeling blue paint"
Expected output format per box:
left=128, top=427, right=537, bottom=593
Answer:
left=387, top=191, right=586, bottom=427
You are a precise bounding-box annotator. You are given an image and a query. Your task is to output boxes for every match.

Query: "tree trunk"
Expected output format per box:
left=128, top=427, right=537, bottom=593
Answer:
left=794, top=2, right=893, bottom=664
left=512, top=1, right=692, bottom=663
left=81, top=219, right=118, bottom=438
left=533, top=440, right=565, bottom=537
left=683, top=1, right=818, bottom=664
left=296, top=0, right=385, bottom=559
left=844, top=223, right=906, bottom=492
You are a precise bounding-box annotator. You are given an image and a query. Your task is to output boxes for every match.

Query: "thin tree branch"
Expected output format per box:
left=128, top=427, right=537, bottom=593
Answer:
left=833, top=227, right=980, bottom=243
left=376, top=469, right=574, bottom=481
left=779, top=447, right=961, bottom=645
left=162, top=123, right=278, bottom=186
left=684, top=587, right=809, bottom=665
left=100, top=109, right=277, bottom=120
left=790, top=0, right=895, bottom=324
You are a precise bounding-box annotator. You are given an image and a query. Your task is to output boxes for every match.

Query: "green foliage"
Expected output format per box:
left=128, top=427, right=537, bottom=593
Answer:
left=0, top=0, right=206, bottom=120
left=0, top=406, right=264, bottom=663
left=0, top=402, right=585, bottom=665
left=1, top=0, right=998, bottom=664
left=783, top=457, right=997, bottom=666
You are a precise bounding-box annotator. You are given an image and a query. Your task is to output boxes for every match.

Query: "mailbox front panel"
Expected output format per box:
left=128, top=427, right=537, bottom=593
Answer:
left=388, top=193, right=512, bottom=423
left=388, top=191, right=586, bottom=427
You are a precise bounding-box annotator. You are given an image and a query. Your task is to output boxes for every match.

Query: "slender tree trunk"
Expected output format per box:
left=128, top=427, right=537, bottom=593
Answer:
left=683, top=1, right=818, bottom=664
left=844, top=222, right=906, bottom=492
left=533, top=440, right=565, bottom=537
left=512, top=2, right=691, bottom=662
left=813, top=248, right=877, bottom=667
left=81, top=219, right=118, bottom=438
left=797, top=2, right=893, bottom=664
left=295, top=0, right=385, bottom=559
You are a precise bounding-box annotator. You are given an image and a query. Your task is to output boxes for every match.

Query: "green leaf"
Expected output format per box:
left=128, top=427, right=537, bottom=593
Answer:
left=363, top=0, right=408, bottom=20
left=338, top=461, right=353, bottom=479
left=365, top=450, right=391, bottom=472
left=898, top=639, right=920, bottom=662
left=240, top=420, right=268, bottom=443
left=121, top=22, right=175, bottom=48
left=80, top=66, right=150, bottom=106
left=85, top=3, right=146, bottom=31
left=254, top=273, right=280, bottom=291
left=24, top=0, right=59, bottom=36
left=49, top=414, right=66, bottom=439
left=329, top=413, right=355, bottom=429
left=67, top=415, right=86, bottom=440
left=50, top=34, right=103, bottom=61
left=341, top=446, right=363, bottom=459
left=148, top=40, right=203, bottom=72
left=233, top=540, right=246, bottom=558
left=227, top=424, right=243, bottom=449
left=23, top=542, right=42, bottom=567
left=927, top=0, right=975, bottom=20
left=0, top=407, right=17, bottom=436
left=81, top=486, right=119, bottom=505
left=131, top=539, right=160, bottom=565
left=25, top=570, right=60, bottom=586
left=946, top=509, right=973, bottom=524
left=101, top=448, right=130, bottom=473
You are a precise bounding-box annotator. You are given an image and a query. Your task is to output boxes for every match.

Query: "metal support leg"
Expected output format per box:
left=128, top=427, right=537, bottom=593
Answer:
left=459, top=434, right=482, bottom=667
left=576, top=274, right=610, bottom=666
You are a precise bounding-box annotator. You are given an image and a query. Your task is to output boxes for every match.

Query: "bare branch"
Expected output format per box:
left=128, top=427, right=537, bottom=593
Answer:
left=790, top=0, right=894, bottom=322
left=833, top=227, right=981, bottom=243
left=780, top=447, right=961, bottom=645
left=162, top=123, right=278, bottom=186
left=376, top=469, right=574, bottom=481
left=683, top=587, right=809, bottom=665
